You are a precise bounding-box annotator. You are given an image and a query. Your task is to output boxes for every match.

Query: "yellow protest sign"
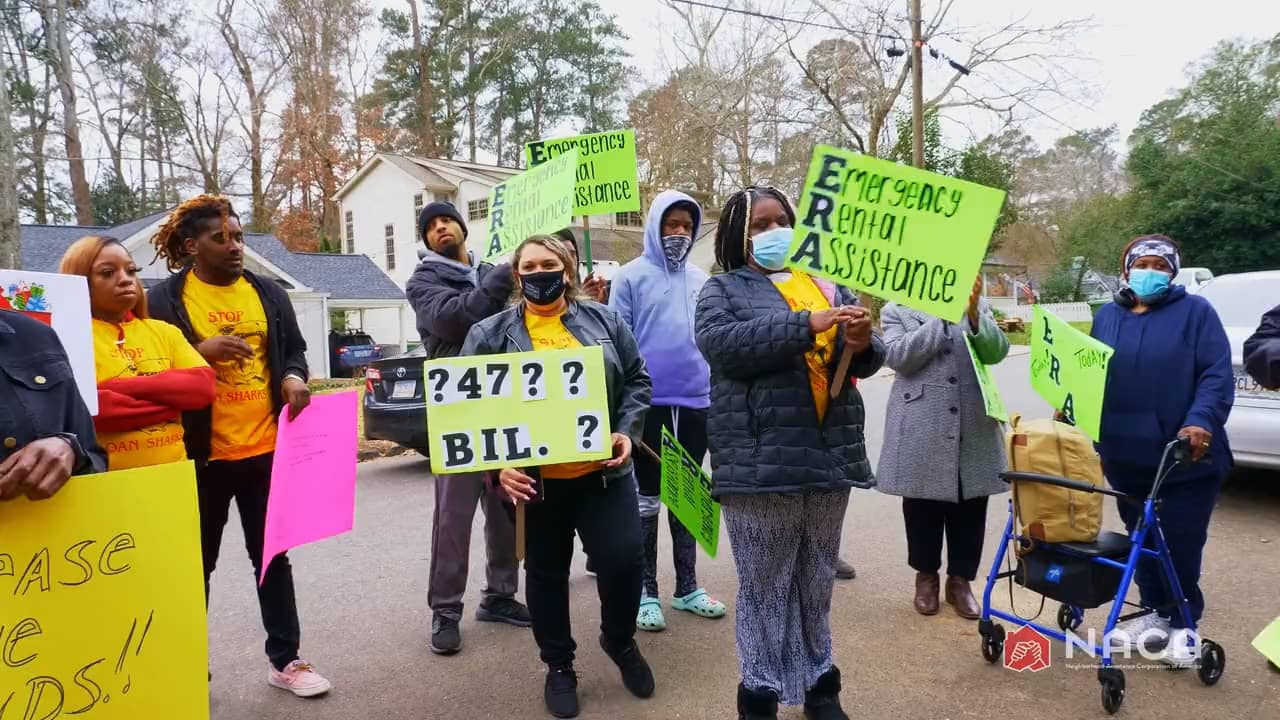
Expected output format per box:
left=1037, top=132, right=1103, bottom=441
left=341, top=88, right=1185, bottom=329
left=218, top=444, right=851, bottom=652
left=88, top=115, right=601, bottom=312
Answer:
left=786, top=145, right=1007, bottom=323
left=0, top=461, right=207, bottom=719
left=965, top=335, right=1009, bottom=423
left=525, top=130, right=641, bottom=216
left=483, top=148, right=579, bottom=263
left=425, top=346, right=611, bottom=474
left=1251, top=616, right=1280, bottom=666
left=659, top=427, right=720, bottom=557
left=1030, top=305, right=1113, bottom=442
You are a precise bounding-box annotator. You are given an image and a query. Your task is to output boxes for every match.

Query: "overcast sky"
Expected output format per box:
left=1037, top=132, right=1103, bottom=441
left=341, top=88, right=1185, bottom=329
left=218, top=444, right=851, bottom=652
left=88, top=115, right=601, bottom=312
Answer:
left=600, top=0, right=1280, bottom=151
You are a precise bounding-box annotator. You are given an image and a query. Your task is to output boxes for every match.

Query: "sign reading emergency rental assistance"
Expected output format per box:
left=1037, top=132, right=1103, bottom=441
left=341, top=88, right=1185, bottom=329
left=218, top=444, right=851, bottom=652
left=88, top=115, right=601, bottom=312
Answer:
left=786, top=145, right=1007, bottom=323
left=482, top=148, right=578, bottom=262
left=525, top=130, right=641, bottom=216
left=659, top=427, right=720, bottom=557
left=425, top=346, right=611, bottom=475
left=0, top=461, right=208, bottom=719
left=1030, top=306, right=1113, bottom=441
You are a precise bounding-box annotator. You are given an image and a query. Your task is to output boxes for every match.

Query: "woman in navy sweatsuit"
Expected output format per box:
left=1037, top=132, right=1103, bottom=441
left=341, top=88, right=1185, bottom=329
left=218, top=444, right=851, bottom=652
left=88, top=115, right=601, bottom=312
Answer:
left=1090, top=234, right=1233, bottom=666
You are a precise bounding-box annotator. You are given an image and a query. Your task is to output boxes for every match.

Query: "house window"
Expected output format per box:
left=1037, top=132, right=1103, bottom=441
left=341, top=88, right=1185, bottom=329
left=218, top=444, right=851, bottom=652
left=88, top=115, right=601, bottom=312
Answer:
left=413, top=192, right=424, bottom=227
left=433, top=192, right=451, bottom=204
left=468, top=198, right=489, bottom=221
left=384, top=224, right=396, bottom=270
left=615, top=211, right=642, bottom=227
left=344, top=211, right=354, bottom=254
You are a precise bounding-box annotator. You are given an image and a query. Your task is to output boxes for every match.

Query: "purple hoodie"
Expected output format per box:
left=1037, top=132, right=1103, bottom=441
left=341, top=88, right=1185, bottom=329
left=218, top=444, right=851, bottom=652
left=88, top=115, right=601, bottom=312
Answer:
left=608, top=190, right=710, bottom=409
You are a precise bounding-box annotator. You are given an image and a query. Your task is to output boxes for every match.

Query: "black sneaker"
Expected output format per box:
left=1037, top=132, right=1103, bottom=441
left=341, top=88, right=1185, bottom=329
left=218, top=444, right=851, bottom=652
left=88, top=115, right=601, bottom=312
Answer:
left=476, top=597, right=532, bottom=627
left=430, top=615, right=461, bottom=655
left=599, top=635, right=655, bottom=698
left=835, top=559, right=856, bottom=580
left=544, top=665, right=580, bottom=718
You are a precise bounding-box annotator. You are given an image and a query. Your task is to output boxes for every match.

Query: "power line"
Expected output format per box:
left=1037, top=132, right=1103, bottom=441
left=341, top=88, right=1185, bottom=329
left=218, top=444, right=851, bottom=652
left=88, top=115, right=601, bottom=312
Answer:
left=666, top=0, right=907, bottom=44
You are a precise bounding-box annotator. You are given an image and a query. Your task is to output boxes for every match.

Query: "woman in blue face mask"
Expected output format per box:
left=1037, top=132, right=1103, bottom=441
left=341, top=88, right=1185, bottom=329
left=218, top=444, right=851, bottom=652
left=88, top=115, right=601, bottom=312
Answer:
left=1089, top=234, right=1234, bottom=668
left=695, top=186, right=885, bottom=720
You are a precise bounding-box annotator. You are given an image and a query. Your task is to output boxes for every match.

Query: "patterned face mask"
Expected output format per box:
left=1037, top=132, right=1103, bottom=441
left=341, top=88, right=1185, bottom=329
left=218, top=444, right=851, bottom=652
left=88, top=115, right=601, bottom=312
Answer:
left=661, top=235, right=693, bottom=268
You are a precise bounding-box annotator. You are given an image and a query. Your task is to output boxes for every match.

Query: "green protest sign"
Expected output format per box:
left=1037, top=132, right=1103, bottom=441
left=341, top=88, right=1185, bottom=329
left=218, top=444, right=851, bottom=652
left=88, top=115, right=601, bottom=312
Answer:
left=786, top=145, right=1007, bottom=323
left=525, top=130, right=640, bottom=216
left=1029, top=306, right=1113, bottom=441
left=659, top=426, right=720, bottom=557
left=483, top=148, right=578, bottom=262
left=965, top=335, right=1009, bottom=423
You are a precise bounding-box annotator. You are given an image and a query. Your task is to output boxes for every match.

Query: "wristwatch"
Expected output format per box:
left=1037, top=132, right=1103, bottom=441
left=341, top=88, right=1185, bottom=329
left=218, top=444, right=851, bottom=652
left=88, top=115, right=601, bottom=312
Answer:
left=50, top=432, right=94, bottom=474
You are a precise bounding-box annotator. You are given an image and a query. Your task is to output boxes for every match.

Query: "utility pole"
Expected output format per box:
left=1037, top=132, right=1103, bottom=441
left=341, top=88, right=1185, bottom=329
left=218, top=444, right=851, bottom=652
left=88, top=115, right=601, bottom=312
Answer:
left=909, top=0, right=925, bottom=169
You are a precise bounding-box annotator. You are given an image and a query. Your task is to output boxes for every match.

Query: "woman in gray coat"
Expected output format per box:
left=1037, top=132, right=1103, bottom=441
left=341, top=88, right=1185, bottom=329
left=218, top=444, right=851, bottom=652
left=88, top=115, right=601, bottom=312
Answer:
left=876, top=280, right=1009, bottom=619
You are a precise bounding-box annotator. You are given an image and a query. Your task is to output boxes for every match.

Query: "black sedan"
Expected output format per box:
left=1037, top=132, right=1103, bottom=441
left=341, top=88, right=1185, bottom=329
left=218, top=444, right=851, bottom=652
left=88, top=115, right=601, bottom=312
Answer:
left=363, top=347, right=428, bottom=456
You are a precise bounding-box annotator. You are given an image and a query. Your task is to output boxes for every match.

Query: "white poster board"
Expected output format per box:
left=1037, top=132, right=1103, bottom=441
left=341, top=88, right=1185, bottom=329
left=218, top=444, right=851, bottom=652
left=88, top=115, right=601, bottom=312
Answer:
left=0, top=270, right=98, bottom=414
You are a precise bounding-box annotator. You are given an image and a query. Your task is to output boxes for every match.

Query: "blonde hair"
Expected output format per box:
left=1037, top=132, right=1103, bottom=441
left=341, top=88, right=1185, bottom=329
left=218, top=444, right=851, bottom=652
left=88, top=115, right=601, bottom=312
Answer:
left=512, top=234, right=584, bottom=303
left=59, top=235, right=149, bottom=318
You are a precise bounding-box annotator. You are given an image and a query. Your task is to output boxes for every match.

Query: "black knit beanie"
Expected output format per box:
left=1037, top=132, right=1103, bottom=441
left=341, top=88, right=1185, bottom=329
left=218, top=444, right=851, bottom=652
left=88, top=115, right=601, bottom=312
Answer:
left=417, top=201, right=468, bottom=242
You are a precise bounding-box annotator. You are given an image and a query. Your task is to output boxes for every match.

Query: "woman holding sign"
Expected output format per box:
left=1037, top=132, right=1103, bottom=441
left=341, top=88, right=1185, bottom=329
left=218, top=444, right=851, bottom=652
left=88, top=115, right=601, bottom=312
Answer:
left=1091, top=235, right=1233, bottom=667
left=695, top=186, right=884, bottom=720
left=59, top=236, right=217, bottom=471
left=875, top=282, right=1009, bottom=619
left=462, top=234, right=653, bottom=719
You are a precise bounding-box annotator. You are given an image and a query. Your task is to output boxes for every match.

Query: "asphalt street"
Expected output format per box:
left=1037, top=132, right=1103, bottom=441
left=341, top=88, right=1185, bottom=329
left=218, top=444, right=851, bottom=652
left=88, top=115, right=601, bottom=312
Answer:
left=207, top=352, right=1280, bottom=719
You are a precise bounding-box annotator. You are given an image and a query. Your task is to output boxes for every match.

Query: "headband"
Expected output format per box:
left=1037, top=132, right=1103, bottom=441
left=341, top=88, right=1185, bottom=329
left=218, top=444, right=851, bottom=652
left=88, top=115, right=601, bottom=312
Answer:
left=1124, top=236, right=1180, bottom=276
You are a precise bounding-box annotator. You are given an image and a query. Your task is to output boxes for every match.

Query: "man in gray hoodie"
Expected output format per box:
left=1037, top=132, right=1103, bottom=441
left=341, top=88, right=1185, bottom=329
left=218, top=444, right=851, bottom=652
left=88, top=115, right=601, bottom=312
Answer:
left=405, top=201, right=530, bottom=655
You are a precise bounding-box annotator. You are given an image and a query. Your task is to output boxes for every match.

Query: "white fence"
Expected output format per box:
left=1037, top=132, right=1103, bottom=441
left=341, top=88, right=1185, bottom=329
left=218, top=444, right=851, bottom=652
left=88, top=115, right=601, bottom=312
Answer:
left=1001, top=302, right=1095, bottom=323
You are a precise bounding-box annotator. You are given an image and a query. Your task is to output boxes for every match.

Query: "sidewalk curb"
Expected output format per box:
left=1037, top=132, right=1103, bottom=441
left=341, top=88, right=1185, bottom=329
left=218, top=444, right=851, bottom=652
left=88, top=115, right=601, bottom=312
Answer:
left=866, top=345, right=1031, bottom=381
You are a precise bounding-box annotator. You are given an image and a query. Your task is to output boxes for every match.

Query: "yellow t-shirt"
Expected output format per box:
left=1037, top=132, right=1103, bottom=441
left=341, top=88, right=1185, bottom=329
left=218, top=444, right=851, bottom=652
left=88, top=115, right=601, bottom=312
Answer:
left=524, top=308, right=600, bottom=480
left=773, top=272, right=837, bottom=422
left=183, top=274, right=277, bottom=461
left=92, top=317, right=209, bottom=470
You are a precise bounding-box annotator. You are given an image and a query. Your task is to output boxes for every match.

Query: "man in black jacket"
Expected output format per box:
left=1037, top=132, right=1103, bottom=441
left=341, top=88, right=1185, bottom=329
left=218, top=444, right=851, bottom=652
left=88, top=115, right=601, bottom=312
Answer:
left=0, top=309, right=105, bottom=499
left=1244, top=304, right=1280, bottom=390
left=147, top=195, right=331, bottom=698
left=405, top=201, right=529, bottom=656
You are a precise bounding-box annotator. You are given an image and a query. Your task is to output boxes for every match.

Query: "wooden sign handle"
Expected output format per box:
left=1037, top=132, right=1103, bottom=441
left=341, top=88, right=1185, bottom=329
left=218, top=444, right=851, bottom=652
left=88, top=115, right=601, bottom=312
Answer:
left=830, top=345, right=854, bottom=399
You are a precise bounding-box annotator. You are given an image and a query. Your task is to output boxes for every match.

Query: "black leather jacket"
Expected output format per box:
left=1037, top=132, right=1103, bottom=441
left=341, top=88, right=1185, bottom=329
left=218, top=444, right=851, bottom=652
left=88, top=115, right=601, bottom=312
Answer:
left=0, top=310, right=105, bottom=474
left=461, top=300, right=652, bottom=482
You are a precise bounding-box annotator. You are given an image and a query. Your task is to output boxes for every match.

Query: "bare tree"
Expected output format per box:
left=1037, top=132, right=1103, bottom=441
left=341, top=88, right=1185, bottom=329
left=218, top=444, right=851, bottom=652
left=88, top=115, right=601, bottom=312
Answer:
left=38, top=0, right=93, bottom=223
left=2, top=7, right=57, bottom=223
left=0, top=39, right=18, bottom=267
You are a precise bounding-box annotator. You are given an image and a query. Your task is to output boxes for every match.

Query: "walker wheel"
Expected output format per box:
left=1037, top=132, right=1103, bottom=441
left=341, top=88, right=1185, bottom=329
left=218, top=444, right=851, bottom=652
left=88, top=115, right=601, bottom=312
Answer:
left=1098, top=668, right=1125, bottom=714
left=1197, top=639, right=1225, bottom=686
left=980, top=622, right=1005, bottom=664
left=1057, top=603, right=1083, bottom=631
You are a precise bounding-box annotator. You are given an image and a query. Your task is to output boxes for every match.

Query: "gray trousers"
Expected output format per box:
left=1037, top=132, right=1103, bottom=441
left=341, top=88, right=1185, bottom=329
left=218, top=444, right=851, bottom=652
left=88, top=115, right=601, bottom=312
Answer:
left=428, top=472, right=519, bottom=621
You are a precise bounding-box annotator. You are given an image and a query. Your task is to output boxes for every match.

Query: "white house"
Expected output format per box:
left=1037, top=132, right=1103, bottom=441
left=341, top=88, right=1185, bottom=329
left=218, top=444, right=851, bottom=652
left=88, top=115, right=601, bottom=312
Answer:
left=333, top=153, right=719, bottom=345
left=19, top=210, right=409, bottom=379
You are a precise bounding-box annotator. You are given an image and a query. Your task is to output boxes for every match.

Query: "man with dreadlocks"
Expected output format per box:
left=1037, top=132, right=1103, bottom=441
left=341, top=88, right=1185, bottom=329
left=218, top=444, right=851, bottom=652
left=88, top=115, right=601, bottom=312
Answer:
left=146, top=194, right=331, bottom=698
left=694, top=186, right=883, bottom=720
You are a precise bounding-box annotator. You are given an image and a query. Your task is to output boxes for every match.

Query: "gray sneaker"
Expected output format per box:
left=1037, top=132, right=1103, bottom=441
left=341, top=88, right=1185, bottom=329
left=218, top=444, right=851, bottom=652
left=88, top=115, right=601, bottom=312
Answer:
left=835, top=559, right=856, bottom=580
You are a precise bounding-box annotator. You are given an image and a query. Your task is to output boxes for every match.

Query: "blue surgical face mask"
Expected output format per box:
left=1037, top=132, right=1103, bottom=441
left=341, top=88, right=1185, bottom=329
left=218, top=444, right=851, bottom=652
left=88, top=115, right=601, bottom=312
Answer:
left=749, top=227, right=793, bottom=271
left=1128, top=268, right=1172, bottom=300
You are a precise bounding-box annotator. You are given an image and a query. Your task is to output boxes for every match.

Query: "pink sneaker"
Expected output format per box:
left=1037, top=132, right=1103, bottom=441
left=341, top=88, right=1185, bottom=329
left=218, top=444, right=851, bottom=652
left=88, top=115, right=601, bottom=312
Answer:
left=268, top=660, right=332, bottom=698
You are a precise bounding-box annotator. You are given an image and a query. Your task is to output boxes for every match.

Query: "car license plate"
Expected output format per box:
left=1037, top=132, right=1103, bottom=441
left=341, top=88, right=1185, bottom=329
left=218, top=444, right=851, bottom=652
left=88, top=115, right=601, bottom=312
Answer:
left=391, top=380, right=417, bottom=400
left=1234, top=369, right=1278, bottom=399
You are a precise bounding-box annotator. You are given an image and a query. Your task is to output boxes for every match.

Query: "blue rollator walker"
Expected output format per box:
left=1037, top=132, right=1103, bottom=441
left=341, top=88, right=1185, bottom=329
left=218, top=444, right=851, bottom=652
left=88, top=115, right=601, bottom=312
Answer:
left=977, top=437, right=1226, bottom=714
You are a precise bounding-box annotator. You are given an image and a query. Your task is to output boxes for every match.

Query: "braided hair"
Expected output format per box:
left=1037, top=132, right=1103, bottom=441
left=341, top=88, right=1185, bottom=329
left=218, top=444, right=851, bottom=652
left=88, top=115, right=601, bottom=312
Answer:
left=713, top=186, right=797, bottom=271
left=151, top=194, right=240, bottom=272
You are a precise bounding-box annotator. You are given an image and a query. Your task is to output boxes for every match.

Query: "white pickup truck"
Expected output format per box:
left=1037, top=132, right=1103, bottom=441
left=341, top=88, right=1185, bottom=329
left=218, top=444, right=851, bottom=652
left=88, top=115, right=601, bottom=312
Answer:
left=1173, top=267, right=1214, bottom=292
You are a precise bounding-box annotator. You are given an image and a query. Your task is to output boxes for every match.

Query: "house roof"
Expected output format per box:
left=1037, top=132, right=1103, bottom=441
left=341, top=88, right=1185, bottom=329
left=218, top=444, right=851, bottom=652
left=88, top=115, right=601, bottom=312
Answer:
left=19, top=217, right=405, bottom=304
left=333, top=153, right=522, bottom=201
left=104, top=209, right=171, bottom=245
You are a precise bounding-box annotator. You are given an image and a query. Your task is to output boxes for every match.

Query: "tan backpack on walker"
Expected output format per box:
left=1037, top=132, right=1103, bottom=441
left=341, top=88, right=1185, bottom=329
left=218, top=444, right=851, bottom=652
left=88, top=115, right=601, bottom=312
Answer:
left=1006, top=414, right=1105, bottom=548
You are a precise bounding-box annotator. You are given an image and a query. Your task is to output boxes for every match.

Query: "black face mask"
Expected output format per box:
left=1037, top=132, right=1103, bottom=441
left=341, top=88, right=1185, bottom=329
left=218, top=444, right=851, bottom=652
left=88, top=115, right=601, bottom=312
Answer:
left=520, top=270, right=567, bottom=305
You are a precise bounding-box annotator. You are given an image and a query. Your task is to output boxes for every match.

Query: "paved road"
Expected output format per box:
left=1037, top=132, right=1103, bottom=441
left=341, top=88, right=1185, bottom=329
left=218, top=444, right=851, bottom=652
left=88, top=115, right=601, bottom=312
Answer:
left=208, top=354, right=1280, bottom=719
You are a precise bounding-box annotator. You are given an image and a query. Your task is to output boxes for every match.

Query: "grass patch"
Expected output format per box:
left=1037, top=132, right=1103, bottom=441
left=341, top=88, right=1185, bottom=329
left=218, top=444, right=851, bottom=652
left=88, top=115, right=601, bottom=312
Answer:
left=1006, top=321, right=1092, bottom=346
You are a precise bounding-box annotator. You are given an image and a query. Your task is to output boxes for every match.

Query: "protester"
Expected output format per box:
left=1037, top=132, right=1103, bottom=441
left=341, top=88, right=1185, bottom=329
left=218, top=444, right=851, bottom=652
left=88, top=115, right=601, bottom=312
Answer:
left=695, top=187, right=884, bottom=720
left=1091, top=234, right=1233, bottom=667
left=608, top=190, right=726, bottom=631
left=1244, top=303, right=1280, bottom=389
left=58, top=236, right=216, bottom=471
left=0, top=309, right=106, bottom=500
left=464, top=234, right=653, bottom=718
left=875, top=281, right=1010, bottom=619
left=405, top=201, right=529, bottom=655
left=554, top=227, right=610, bottom=303
left=146, top=195, right=331, bottom=697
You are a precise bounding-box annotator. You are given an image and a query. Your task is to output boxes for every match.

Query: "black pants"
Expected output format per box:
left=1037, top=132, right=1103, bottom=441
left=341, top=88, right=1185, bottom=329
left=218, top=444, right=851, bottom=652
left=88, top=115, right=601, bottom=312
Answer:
left=1108, top=464, right=1222, bottom=629
left=635, top=406, right=707, bottom=598
left=198, top=453, right=301, bottom=671
left=524, top=470, right=644, bottom=668
left=902, top=496, right=989, bottom=581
